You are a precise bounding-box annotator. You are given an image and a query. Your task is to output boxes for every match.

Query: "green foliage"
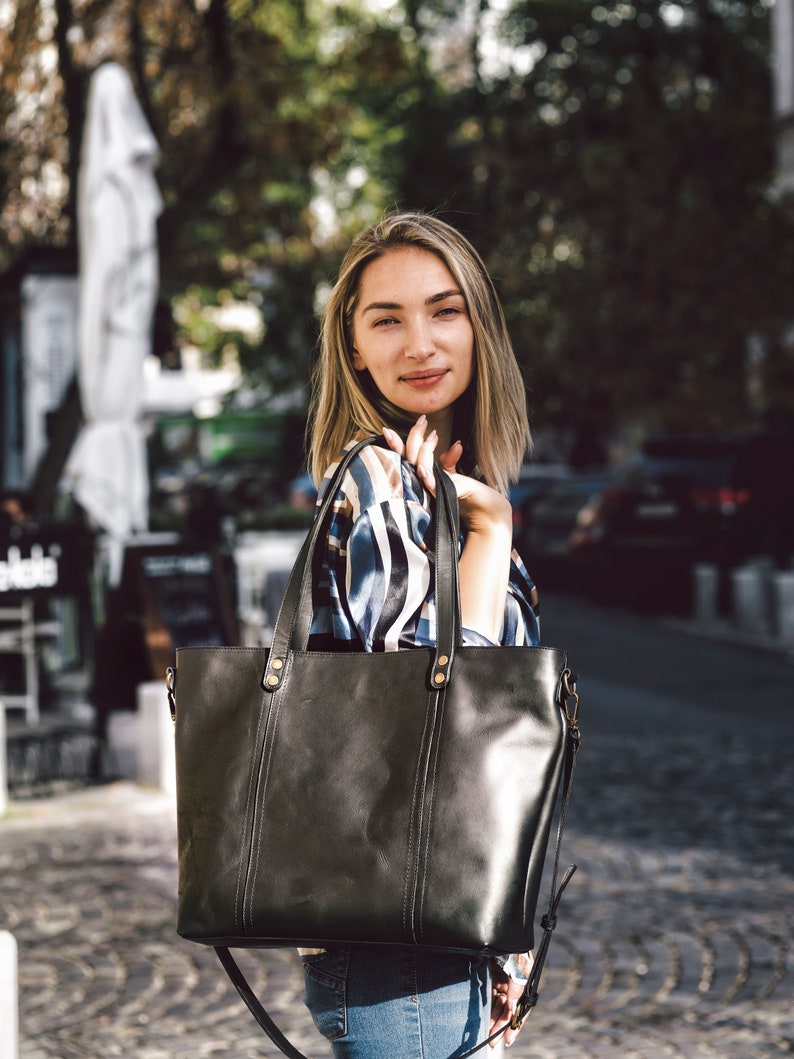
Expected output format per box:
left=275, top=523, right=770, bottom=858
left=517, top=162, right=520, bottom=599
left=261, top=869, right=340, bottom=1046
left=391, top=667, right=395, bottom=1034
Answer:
left=2, top=0, right=792, bottom=449
left=359, top=0, right=794, bottom=446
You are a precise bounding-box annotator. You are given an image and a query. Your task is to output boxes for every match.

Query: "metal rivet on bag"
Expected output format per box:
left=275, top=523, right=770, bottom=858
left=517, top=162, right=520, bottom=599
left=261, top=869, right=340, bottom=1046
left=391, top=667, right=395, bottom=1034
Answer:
left=271, top=658, right=283, bottom=670
left=438, top=655, right=448, bottom=666
left=266, top=675, right=279, bottom=687
left=434, top=672, right=445, bottom=685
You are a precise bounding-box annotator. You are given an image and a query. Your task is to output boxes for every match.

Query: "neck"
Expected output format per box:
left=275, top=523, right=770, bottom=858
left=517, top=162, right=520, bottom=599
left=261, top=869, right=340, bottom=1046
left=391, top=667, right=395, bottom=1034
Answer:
left=427, top=409, right=454, bottom=454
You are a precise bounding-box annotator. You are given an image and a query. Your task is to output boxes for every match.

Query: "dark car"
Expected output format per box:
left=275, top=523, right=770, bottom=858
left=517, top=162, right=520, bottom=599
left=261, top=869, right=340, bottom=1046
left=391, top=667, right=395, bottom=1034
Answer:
left=569, top=432, right=794, bottom=607
left=510, top=463, right=571, bottom=558
left=521, top=472, right=611, bottom=585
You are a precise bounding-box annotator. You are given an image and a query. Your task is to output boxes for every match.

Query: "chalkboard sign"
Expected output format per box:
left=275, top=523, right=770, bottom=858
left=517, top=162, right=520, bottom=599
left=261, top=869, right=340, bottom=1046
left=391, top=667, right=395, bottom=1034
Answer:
left=94, top=541, right=239, bottom=714
left=132, top=545, right=239, bottom=679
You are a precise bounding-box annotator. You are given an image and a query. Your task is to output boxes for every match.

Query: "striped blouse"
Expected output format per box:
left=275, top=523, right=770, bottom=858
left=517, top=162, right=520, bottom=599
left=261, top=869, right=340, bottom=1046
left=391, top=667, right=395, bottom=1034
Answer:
left=309, top=437, right=541, bottom=651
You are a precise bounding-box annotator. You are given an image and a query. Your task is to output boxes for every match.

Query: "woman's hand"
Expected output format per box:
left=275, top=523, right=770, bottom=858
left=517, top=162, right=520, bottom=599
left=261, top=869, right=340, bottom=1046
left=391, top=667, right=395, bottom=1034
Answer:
left=489, top=963, right=528, bottom=1048
left=383, top=417, right=513, bottom=643
left=382, top=417, right=511, bottom=534
left=383, top=415, right=458, bottom=494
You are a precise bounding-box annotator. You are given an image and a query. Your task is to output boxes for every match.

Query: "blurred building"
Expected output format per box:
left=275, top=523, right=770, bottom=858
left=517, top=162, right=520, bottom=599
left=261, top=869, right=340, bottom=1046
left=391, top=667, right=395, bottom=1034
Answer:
left=774, top=0, right=794, bottom=196
left=0, top=248, right=79, bottom=496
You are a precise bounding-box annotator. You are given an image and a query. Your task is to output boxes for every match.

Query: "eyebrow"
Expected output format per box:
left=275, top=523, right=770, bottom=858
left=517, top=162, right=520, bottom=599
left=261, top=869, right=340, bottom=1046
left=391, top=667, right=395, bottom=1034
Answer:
left=361, top=290, right=464, bottom=313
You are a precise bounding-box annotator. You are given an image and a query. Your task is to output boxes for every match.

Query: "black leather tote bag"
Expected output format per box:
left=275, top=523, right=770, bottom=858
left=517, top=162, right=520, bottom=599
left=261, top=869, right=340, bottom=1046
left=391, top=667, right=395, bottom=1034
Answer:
left=168, top=437, right=581, bottom=1055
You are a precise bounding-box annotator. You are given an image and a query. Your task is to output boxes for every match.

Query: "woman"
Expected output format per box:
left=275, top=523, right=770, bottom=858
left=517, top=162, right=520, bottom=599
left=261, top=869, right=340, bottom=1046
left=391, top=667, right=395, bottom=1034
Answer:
left=303, top=212, right=540, bottom=1057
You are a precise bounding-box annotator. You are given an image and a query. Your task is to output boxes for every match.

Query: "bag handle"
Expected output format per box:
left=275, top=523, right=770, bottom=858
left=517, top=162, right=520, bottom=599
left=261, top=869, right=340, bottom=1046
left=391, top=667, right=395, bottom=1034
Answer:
left=263, top=436, right=462, bottom=693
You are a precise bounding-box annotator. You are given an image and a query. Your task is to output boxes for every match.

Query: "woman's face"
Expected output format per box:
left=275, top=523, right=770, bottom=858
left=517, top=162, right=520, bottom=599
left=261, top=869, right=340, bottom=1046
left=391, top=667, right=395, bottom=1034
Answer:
left=351, top=247, right=475, bottom=437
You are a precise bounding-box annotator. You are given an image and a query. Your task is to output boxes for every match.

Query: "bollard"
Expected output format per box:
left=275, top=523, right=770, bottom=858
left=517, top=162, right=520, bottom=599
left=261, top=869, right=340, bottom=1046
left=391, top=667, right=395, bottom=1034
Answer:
left=730, top=564, right=771, bottom=636
left=105, top=711, right=140, bottom=781
left=0, top=931, right=18, bottom=1059
left=0, top=706, right=7, bottom=817
left=136, top=681, right=176, bottom=797
left=772, top=571, right=794, bottom=643
left=693, top=563, right=720, bottom=625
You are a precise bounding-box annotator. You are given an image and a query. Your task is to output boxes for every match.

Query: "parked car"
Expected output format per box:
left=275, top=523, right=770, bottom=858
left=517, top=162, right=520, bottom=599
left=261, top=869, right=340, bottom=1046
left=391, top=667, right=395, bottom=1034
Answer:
left=510, top=463, right=571, bottom=558
left=569, top=432, right=794, bottom=608
left=520, top=472, right=611, bottom=586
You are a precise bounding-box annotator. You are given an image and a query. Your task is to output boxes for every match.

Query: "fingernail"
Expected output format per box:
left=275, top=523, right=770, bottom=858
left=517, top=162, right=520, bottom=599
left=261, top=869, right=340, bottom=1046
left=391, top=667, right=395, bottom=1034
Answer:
left=417, top=414, right=427, bottom=425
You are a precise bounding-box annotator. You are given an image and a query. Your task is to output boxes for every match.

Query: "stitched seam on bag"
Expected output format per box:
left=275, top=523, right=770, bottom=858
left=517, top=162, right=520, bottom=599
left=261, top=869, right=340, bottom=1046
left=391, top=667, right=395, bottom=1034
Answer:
left=404, top=690, right=436, bottom=940
left=247, top=648, right=294, bottom=931
left=244, top=654, right=292, bottom=931
left=246, top=684, right=282, bottom=930
left=400, top=724, right=423, bottom=939
left=242, top=695, right=275, bottom=932
left=233, top=677, right=270, bottom=933
left=403, top=689, right=439, bottom=944
left=416, top=688, right=444, bottom=943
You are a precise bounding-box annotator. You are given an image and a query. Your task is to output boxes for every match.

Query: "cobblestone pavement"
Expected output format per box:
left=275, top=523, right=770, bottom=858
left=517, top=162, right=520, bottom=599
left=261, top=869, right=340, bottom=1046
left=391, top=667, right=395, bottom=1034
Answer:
left=2, top=716, right=792, bottom=1059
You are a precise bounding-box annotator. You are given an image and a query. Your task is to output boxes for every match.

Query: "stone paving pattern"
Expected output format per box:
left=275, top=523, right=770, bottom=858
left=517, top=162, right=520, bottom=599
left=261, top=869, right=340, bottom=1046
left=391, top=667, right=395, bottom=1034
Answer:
left=2, top=723, right=793, bottom=1058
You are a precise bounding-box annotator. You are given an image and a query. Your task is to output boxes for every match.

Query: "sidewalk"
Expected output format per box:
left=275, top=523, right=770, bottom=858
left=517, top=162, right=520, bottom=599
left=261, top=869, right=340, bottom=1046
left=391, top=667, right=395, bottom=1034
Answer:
left=663, top=612, right=794, bottom=660
left=3, top=712, right=793, bottom=1059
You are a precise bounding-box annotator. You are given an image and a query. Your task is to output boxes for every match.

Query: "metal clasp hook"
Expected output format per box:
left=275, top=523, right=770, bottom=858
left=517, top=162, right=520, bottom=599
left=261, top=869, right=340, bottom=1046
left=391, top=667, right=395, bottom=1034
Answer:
left=166, top=667, right=176, bottom=724
left=561, top=668, right=580, bottom=738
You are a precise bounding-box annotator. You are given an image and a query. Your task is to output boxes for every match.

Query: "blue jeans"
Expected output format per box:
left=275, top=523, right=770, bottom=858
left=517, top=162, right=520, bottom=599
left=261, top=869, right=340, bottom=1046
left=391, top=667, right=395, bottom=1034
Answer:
left=302, top=947, right=491, bottom=1059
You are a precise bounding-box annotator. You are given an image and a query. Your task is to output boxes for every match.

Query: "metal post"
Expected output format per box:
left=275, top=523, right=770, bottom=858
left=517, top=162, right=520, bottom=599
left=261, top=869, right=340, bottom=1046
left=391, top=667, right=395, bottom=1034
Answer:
left=772, top=571, right=794, bottom=643
left=0, top=931, right=18, bottom=1059
left=731, top=564, right=772, bottom=636
left=0, top=705, right=7, bottom=816
left=692, top=563, right=719, bottom=626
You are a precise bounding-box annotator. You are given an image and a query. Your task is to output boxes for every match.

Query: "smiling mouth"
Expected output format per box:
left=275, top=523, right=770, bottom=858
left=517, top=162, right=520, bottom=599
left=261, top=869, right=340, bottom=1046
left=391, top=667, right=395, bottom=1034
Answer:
left=401, top=369, right=448, bottom=384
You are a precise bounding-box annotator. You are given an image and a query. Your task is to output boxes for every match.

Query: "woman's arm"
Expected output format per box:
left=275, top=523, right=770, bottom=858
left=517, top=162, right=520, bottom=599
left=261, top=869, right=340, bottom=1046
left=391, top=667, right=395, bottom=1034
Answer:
left=456, top=486, right=513, bottom=644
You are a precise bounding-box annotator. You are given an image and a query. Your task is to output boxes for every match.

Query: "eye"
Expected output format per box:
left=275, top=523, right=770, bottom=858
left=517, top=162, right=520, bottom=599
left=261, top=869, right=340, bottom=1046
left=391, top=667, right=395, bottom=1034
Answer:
left=373, top=315, right=399, bottom=327
left=435, top=304, right=466, bottom=320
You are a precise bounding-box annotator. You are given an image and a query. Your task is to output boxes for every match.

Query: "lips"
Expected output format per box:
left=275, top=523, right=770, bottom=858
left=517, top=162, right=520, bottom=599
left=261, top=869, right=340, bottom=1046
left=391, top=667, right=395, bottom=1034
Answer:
left=401, top=369, right=449, bottom=388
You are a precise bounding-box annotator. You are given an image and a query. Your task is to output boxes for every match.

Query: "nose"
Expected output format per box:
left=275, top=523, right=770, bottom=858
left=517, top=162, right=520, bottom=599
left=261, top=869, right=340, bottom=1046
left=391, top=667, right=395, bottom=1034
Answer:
left=405, top=317, right=435, bottom=360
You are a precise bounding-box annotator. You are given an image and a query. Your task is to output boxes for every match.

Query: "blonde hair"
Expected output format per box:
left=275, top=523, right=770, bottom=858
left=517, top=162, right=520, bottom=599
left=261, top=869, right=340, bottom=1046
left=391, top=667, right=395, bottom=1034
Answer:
left=308, top=212, right=530, bottom=495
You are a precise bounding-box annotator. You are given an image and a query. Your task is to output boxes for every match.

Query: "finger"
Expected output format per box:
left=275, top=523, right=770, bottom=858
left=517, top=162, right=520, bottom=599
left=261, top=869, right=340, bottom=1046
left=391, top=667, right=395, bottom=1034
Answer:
left=416, top=462, right=436, bottom=495
left=439, top=439, right=463, bottom=475
left=503, top=1003, right=529, bottom=1047
left=417, top=429, right=438, bottom=468
left=488, top=1013, right=510, bottom=1047
left=382, top=427, right=405, bottom=456
left=504, top=1017, right=524, bottom=1048
left=488, top=990, right=509, bottom=1036
left=417, top=430, right=438, bottom=491
left=404, top=415, right=428, bottom=464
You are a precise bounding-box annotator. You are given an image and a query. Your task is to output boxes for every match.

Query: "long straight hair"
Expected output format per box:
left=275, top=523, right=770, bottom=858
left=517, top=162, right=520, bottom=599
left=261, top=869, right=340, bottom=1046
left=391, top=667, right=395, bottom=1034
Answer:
left=308, top=212, right=530, bottom=495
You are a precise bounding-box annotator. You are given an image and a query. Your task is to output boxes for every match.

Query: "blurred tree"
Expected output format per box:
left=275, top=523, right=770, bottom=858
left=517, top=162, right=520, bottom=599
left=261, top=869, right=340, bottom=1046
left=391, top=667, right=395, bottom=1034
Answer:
left=357, top=0, right=794, bottom=451
left=1, top=0, right=792, bottom=453
left=1, top=0, right=370, bottom=395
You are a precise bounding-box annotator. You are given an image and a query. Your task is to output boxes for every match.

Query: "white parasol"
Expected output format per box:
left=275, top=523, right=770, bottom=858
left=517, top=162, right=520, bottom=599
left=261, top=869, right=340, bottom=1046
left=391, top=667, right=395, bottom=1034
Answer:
left=65, top=62, right=162, bottom=541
